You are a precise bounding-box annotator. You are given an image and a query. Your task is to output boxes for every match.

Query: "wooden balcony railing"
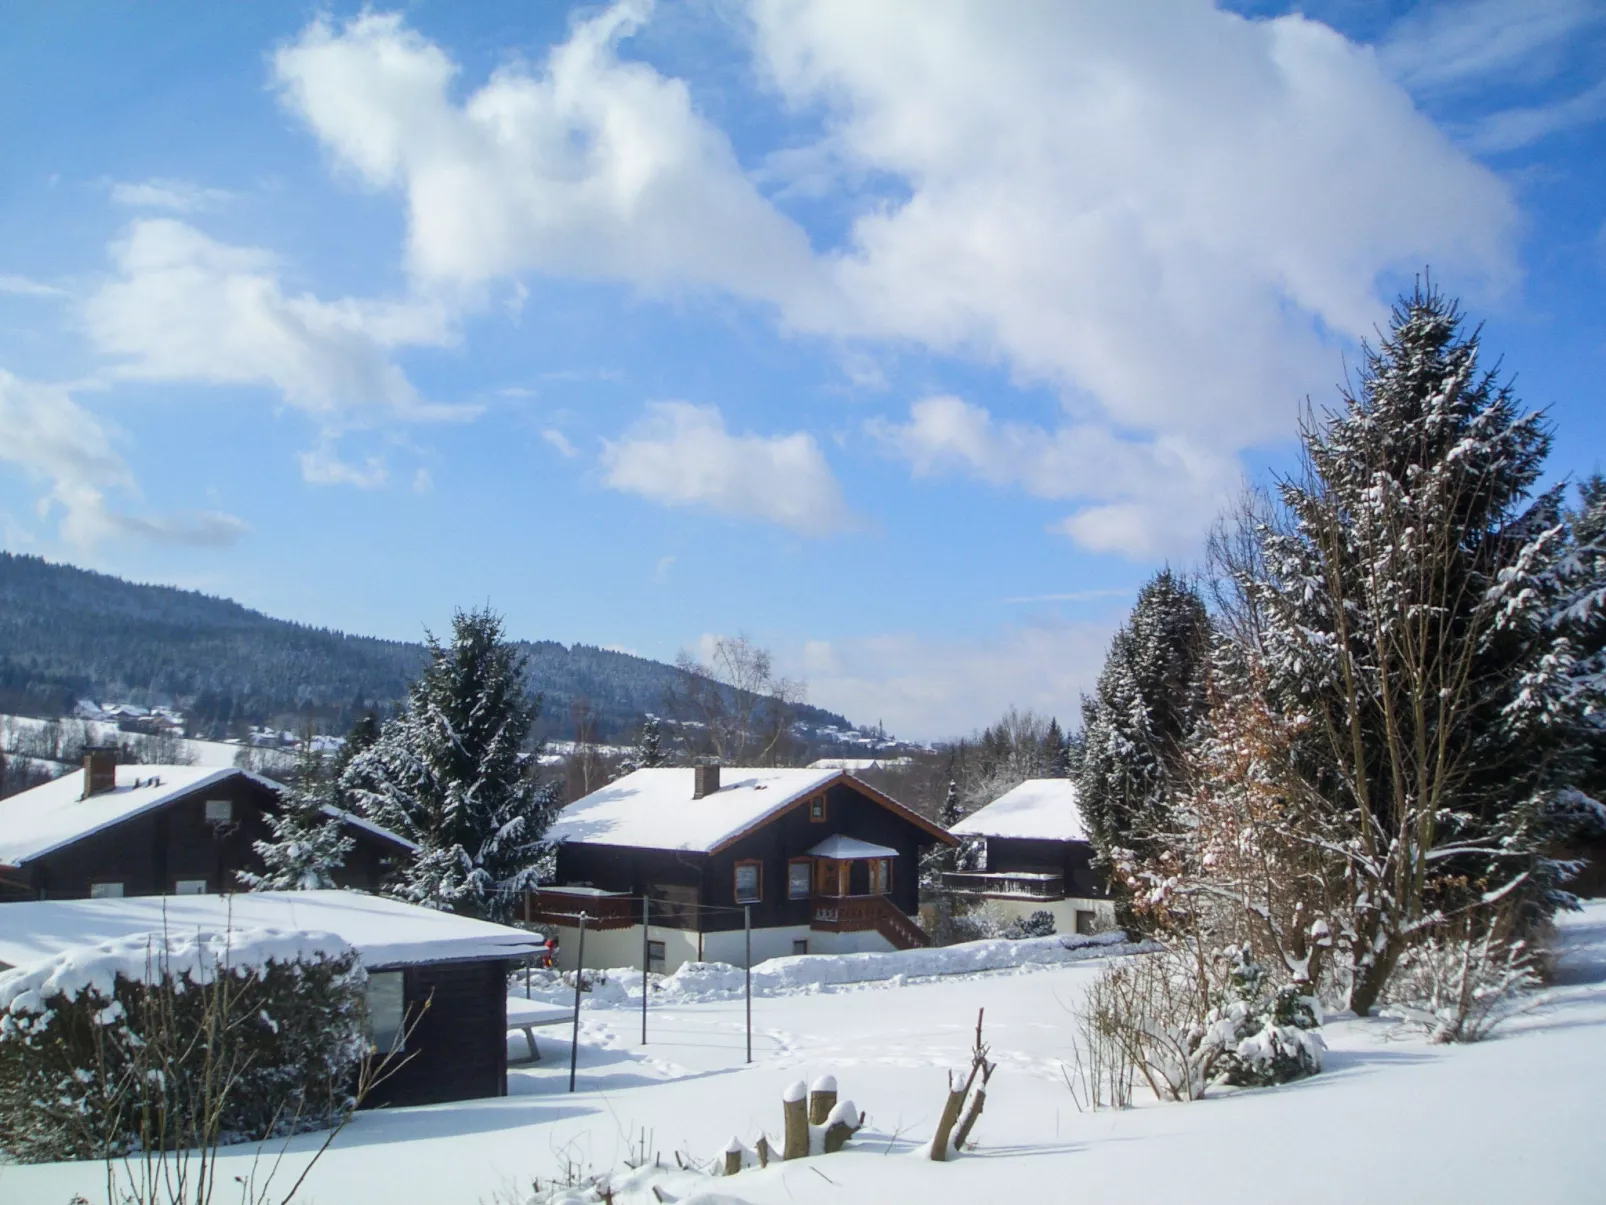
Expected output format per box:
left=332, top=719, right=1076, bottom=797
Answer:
left=526, top=887, right=637, bottom=930
left=941, top=871, right=1066, bottom=900
left=811, top=893, right=929, bottom=950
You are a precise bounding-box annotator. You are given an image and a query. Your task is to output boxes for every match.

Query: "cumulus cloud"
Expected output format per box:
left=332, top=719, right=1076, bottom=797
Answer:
left=870, top=395, right=1240, bottom=556
left=793, top=616, right=1120, bottom=741
left=84, top=219, right=462, bottom=422
left=272, top=4, right=822, bottom=305
left=0, top=369, right=248, bottom=548
left=110, top=178, right=236, bottom=213
left=600, top=401, right=851, bottom=535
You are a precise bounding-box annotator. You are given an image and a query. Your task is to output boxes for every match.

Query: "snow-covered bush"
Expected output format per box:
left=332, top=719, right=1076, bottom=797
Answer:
left=1379, top=929, right=1541, bottom=1043
left=0, top=928, right=368, bottom=1163
left=1076, top=945, right=1324, bottom=1103
left=1003, top=910, right=1057, bottom=939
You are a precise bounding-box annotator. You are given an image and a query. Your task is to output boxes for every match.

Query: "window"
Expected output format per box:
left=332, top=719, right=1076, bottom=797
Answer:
left=1075, top=910, right=1097, bottom=936
left=173, top=878, right=208, bottom=895
left=649, top=883, right=699, bottom=928
left=788, top=860, right=812, bottom=900
left=203, top=798, right=234, bottom=824
left=648, top=941, right=666, bottom=973
left=90, top=881, right=124, bottom=899
left=365, top=971, right=406, bottom=1053
left=791, top=939, right=809, bottom=956
left=809, top=797, right=827, bottom=823
left=869, top=858, right=892, bottom=895
left=734, top=860, right=762, bottom=904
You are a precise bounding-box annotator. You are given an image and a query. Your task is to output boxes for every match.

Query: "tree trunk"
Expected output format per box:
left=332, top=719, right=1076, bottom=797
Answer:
left=723, top=1141, right=742, bottom=1177
left=782, top=1091, right=809, bottom=1160
left=929, top=1085, right=966, bottom=1162
left=808, top=1076, right=837, bottom=1125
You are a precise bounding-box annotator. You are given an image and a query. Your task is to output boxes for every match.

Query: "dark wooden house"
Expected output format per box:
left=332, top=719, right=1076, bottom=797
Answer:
left=531, top=765, right=957, bottom=972
left=0, top=890, right=542, bottom=1107
left=0, top=750, right=413, bottom=902
left=946, top=778, right=1114, bottom=935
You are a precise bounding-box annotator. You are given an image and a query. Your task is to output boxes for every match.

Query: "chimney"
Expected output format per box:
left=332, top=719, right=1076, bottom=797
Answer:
left=82, top=748, right=118, bottom=799
left=693, top=763, right=722, bottom=799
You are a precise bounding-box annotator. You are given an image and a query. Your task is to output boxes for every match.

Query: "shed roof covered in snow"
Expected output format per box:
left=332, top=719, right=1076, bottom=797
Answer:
left=0, top=765, right=412, bottom=867
left=949, top=778, right=1090, bottom=843
left=547, top=766, right=954, bottom=854
left=0, top=889, right=544, bottom=971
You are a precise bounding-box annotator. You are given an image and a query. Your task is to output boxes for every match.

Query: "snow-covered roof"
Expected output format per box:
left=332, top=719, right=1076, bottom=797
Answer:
left=949, top=778, right=1090, bottom=843
left=0, top=765, right=281, bottom=866
left=547, top=767, right=843, bottom=853
left=806, top=834, right=898, bottom=860
left=0, top=890, right=543, bottom=971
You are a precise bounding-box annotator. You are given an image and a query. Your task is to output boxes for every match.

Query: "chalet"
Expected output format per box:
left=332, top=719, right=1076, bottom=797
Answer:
left=0, top=890, right=543, bottom=1107
left=946, top=778, right=1115, bottom=935
left=0, top=750, right=413, bottom=902
left=530, top=764, right=957, bottom=972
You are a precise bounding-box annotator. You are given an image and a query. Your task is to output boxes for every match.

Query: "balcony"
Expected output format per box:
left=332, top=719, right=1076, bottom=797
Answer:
left=811, top=893, right=929, bottom=950
left=526, top=886, right=636, bottom=930
left=941, top=870, right=1066, bottom=900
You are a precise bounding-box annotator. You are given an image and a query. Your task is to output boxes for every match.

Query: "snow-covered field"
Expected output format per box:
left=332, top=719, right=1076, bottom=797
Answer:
left=6, top=907, right=1606, bottom=1205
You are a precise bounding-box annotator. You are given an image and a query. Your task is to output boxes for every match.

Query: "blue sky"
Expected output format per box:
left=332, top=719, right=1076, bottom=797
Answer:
left=1, top=0, right=1602, bottom=739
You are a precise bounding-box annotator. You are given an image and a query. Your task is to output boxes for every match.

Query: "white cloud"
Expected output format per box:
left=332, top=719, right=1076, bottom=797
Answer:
left=0, top=274, right=66, bottom=299
left=600, top=401, right=851, bottom=535
left=110, top=178, right=236, bottom=213
left=412, top=467, right=434, bottom=494
left=653, top=554, right=675, bottom=583
left=298, top=441, right=389, bottom=489
left=84, top=219, right=462, bottom=423
left=0, top=369, right=248, bottom=547
left=541, top=428, right=579, bottom=458
left=870, top=395, right=1240, bottom=556
left=792, top=617, right=1119, bottom=741
left=1466, top=79, right=1606, bottom=153
left=273, top=4, right=822, bottom=306
left=1380, top=0, right=1601, bottom=94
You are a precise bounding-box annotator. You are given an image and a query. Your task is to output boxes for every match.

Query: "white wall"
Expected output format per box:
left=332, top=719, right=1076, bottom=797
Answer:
left=545, top=919, right=893, bottom=972
left=975, top=896, right=1116, bottom=935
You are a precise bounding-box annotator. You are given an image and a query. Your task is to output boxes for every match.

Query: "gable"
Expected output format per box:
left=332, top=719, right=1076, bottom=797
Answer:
left=705, top=774, right=956, bottom=854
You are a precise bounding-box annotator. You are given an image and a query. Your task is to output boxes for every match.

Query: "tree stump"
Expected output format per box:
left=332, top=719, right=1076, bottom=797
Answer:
left=723, top=1138, right=743, bottom=1177
left=809, top=1074, right=838, bottom=1125
left=822, top=1100, right=861, bottom=1153
left=782, top=1080, right=810, bottom=1160
left=755, top=1135, right=771, bottom=1168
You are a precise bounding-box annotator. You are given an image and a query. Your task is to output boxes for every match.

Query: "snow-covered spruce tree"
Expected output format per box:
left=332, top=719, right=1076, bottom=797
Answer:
left=1559, top=476, right=1606, bottom=808
left=921, top=779, right=973, bottom=889
left=1042, top=717, right=1072, bottom=778
left=1241, top=284, right=1590, bottom=1015
left=342, top=608, right=558, bottom=922
left=636, top=714, right=668, bottom=768
left=238, top=747, right=354, bottom=892
left=1077, top=570, right=1210, bottom=869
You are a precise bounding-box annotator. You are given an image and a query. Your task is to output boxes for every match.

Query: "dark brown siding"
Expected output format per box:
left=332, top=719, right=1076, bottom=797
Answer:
left=366, top=958, right=510, bottom=1108
left=985, top=836, right=1109, bottom=898
left=11, top=774, right=408, bottom=900
left=553, top=843, right=705, bottom=927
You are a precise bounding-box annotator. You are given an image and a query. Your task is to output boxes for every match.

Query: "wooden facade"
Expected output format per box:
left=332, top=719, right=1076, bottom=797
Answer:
left=365, top=957, right=513, bottom=1108
left=0, top=768, right=410, bottom=902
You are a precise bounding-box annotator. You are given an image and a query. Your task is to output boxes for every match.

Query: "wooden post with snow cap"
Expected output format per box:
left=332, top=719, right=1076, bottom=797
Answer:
left=723, top=1137, right=744, bottom=1177
left=808, top=1074, right=837, bottom=1125
left=782, top=1079, right=809, bottom=1160
left=822, top=1099, right=862, bottom=1154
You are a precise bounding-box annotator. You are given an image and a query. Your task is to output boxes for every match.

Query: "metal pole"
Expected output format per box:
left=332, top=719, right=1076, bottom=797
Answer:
left=569, top=912, right=587, bottom=1093
left=641, top=893, right=650, bottom=1046
left=524, top=953, right=531, bottom=999
left=744, top=903, right=752, bottom=1065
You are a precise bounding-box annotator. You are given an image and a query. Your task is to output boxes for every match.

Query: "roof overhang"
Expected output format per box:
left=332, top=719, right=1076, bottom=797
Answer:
left=706, top=771, right=958, bottom=855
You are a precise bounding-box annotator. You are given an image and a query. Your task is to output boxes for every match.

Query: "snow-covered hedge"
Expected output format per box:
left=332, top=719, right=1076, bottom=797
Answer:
left=0, top=928, right=368, bottom=1163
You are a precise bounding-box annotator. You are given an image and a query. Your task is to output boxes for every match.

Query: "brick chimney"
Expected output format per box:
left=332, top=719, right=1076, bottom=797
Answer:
left=82, top=748, right=118, bottom=799
left=693, top=763, right=721, bottom=799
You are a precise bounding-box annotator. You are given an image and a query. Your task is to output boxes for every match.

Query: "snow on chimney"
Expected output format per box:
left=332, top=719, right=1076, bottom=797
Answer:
left=82, top=748, right=118, bottom=798
left=693, top=763, right=721, bottom=799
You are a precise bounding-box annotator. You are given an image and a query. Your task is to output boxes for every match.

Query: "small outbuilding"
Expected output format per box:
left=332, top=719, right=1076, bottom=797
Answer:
left=531, top=764, right=956, bottom=972
left=947, top=778, right=1115, bottom=934
left=0, top=890, right=543, bottom=1107
left=0, top=751, right=413, bottom=902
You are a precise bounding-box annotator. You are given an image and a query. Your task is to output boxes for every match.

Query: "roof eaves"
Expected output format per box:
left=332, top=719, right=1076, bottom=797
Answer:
left=14, top=766, right=243, bottom=865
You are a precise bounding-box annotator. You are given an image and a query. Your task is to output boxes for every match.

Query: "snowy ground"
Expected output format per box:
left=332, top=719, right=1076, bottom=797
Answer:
left=6, top=907, right=1606, bottom=1205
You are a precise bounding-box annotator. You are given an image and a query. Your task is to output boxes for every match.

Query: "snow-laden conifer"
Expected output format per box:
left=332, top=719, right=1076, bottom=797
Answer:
left=238, top=749, right=353, bottom=892
left=341, top=608, right=558, bottom=921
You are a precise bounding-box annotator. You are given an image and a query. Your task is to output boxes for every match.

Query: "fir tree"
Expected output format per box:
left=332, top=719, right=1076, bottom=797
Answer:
left=341, top=608, right=558, bottom=922
left=1077, top=570, right=1211, bottom=866
left=636, top=715, right=668, bottom=768
left=1042, top=718, right=1071, bottom=778
left=1560, top=476, right=1606, bottom=809
left=238, top=749, right=354, bottom=892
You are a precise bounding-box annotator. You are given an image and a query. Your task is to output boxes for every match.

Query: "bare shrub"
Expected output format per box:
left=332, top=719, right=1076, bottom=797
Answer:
left=1379, top=925, right=1541, bottom=1043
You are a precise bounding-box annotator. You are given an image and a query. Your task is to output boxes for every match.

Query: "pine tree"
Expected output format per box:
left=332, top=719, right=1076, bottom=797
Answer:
left=1077, top=570, right=1211, bottom=866
left=1560, top=476, right=1606, bottom=808
left=1237, top=284, right=1589, bottom=1013
left=238, top=749, right=354, bottom=892
left=1042, top=717, right=1071, bottom=779
left=921, top=778, right=971, bottom=888
left=341, top=608, right=558, bottom=922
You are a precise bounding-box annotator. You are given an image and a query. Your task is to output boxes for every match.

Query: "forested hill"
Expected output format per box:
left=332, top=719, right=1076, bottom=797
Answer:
left=0, top=553, right=852, bottom=741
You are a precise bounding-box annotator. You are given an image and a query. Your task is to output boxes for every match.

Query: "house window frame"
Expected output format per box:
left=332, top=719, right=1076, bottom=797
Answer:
left=173, top=877, right=208, bottom=895
left=733, top=859, right=763, bottom=904
left=808, top=795, right=827, bottom=823
left=787, top=858, right=812, bottom=900
left=365, top=970, right=407, bottom=1053
left=870, top=858, right=892, bottom=896
left=647, top=940, right=667, bottom=973
left=203, top=798, right=235, bottom=825
left=89, top=880, right=125, bottom=899
left=791, top=939, right=809, bottom=956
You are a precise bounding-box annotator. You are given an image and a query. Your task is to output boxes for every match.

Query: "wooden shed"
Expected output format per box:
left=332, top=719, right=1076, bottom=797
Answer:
left=0, top=890, right=543, bottom=1107
left=0, top=751, right=413, bottom=902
